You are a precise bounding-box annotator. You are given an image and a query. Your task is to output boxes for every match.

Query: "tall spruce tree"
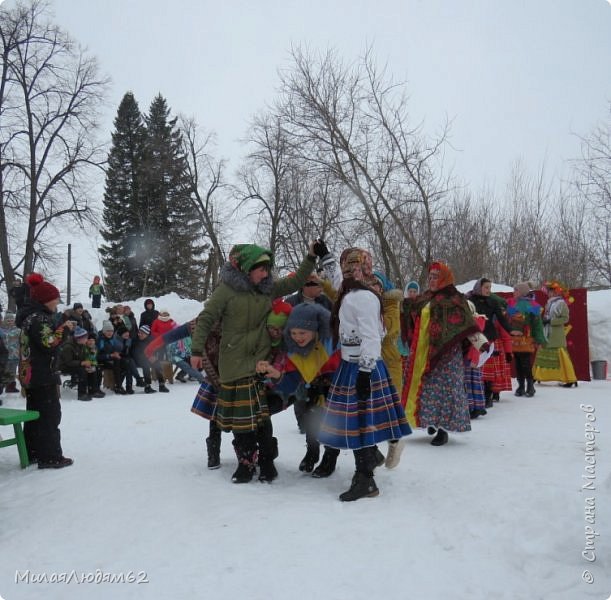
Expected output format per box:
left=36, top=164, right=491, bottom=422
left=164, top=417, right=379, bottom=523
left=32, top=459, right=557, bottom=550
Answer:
left=140, top=95, right=204, bottom=297
left=99, top=92, right=147, bottom=300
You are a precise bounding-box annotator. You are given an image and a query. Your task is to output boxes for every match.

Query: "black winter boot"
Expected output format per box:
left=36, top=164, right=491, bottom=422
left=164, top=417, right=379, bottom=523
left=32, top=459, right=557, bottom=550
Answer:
left=525, top=379, right=536, bottom=397
left=514, top=379, right=525, bottom=397
left=299, top=443, right=320, bottom=473
left=339, top=448, right=379, bottom=501
left=231, top=435, right=256, bottom=484
left=257, top=420, right=278, bottom=483
left=374, top=445, right=385, bottom=468
left=144, top=385, right=156, bottom=394
left=206, top=434, right=221, bottom=470
left=312, top=446, right=340, bottom=478
left=431, top=428, right=449, bottom=446
left=339, top=472, right=380, bottom=501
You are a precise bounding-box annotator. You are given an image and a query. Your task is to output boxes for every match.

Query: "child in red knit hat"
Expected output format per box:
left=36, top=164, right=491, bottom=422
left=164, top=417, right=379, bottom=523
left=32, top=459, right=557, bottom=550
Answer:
left=16, top=273, right=74, bottom=469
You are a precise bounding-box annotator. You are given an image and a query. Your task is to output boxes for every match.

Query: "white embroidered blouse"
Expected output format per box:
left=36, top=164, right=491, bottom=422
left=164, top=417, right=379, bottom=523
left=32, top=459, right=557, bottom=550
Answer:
left=338, top=288, right=385, bottom=372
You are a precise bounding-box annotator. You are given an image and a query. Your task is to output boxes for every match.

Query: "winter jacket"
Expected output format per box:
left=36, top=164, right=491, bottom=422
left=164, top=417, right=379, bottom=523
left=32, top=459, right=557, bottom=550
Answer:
left=57, top=338, right=89, bottom=372
left=0, top=333, right=8, bottom=378
left=150, top=318, right=176, bottom=339
left=9, top=283, right=29, bottom=310
left=61, top=308, right=95, bottom=334
left=285, top=290, right=333, bottom=311
left=139, top=300, right=159, bottom=328
left=96, top=333, right=123, bottom=363
left=467, top=293, right=513, bottom=342
left=0, top=324, right=21, bottom=360
left=542, top=296, right=570, bottom=349
left=380, top=288, right=404, bottom=396
left=168, top=337, right=192, bottom=364
left=16, top=300, right=65, bottom=388
left=191, top=253, right=316, bottom=383
left=88, top=283, right=105, bottom=298
left=506, top=296, right=546, bottom=353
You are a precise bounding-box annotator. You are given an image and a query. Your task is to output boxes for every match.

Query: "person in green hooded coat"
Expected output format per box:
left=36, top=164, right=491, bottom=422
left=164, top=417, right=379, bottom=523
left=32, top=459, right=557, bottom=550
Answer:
left=191, top=241, right=320, bottom=484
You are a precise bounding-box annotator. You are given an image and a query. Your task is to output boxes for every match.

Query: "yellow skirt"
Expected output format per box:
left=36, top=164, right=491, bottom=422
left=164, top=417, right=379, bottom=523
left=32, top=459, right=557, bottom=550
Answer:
left=533, top=347, right=577, bottom=383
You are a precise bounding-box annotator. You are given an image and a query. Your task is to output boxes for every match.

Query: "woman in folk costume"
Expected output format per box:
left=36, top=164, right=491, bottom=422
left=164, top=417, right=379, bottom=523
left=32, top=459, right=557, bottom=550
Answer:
left=467, top=278, right=517, bottom=407
left=190, top=242, right=317, bottom=484
left=506, top=282, right=546, bottom=398
left=318, top=245, right=404, bottom=470
left=401, top=261, right=478, bottom=446
left=257, top=302, right=341, bottom=474
left=317, top=249, right=411, bottom=502
left=533, top=281, right=577, bottom=387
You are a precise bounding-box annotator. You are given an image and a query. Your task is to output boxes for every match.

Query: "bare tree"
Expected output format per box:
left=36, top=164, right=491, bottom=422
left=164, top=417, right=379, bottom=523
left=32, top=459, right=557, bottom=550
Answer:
left=236, top=114, right=292, bottom=265
left=180, top=115, right=230, bottom=297
left=0, top=0, right=108, bottom=306
left=274, top=46, right=455, bottom=284
left=573, top=104, right=611, bottom=286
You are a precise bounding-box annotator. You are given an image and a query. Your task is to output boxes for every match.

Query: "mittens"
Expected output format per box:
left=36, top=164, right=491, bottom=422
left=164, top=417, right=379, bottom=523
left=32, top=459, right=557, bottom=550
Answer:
left=312, top=239, right=330, bottom=258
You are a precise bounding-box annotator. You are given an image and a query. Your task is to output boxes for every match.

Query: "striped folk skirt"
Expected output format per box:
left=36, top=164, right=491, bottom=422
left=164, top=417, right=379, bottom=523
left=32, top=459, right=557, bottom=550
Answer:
left=318, top=359, right=411, bottom=450
left=191, top=377, right=269, bottom=433
left=191, top=379, right=218, bottom=421
left=464, top=361, right=486, bottom=412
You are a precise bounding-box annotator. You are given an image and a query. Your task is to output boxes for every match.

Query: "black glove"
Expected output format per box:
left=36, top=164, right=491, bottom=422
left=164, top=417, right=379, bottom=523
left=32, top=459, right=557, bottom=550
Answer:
left=306, top=384, right=321, bottom=403
left=312, top=238, right=329, bottom=259
left=480, top=342, right=490, bottom=353
left=505, top=353, right=513, bottom=363
left=355, top=370, right=371, bottom=401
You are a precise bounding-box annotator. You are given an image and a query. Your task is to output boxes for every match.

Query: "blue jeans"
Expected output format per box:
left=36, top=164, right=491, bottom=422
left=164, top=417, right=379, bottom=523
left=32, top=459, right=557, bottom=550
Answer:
left=173, top=359, right=205, bottom=383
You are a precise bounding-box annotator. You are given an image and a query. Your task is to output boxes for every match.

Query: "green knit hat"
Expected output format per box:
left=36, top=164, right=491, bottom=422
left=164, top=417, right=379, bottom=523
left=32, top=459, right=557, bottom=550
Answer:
left=229, top=244, right=274, bottom=272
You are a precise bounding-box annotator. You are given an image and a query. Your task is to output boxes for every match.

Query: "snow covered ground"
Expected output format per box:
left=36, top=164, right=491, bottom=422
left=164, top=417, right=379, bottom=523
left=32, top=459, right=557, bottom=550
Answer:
left=1, top=289, right=610, bottom=600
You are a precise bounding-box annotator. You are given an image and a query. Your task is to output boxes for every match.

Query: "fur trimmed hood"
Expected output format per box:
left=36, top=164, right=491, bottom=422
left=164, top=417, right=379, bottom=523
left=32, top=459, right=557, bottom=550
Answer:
left=219, top=262, right=275, bottom=295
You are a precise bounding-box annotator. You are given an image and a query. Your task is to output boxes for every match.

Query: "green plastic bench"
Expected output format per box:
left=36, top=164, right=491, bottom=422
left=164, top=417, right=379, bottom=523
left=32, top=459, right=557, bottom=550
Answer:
left=0, top=407, right=40, bottom=468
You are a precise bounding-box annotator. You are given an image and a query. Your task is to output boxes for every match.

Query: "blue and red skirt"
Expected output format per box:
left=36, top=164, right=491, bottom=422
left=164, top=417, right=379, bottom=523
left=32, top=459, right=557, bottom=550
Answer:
left=318, top=359, right=411, bottom=450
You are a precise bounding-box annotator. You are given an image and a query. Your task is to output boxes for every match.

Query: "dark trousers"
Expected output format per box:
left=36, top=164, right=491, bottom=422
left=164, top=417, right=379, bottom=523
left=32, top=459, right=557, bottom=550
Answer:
left=99, top=358, right=126, bottom=388
left=141, top=362, right=164, bottom=386
left=514, top=352, right=533, bottom=382
left=24, top=384, right=63, bottom=462
left=91, top=295, right=101, bottom=308
left=66, top=366, right=98, bottom=394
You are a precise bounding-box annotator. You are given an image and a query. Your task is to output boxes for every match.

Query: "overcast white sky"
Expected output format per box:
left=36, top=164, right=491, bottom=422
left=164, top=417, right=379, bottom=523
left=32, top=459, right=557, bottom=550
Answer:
left=3, top=0, right=611, bottom=299
left=47, top=0, right=611, bottom=185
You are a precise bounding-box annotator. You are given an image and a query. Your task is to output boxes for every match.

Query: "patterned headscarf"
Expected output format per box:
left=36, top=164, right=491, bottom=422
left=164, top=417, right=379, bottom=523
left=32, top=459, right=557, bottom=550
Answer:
left=472, top=277, right=491, bottom=296
left=340, top=247, right=373, bottom=280
left=428, top=261, right=455, bottom=289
